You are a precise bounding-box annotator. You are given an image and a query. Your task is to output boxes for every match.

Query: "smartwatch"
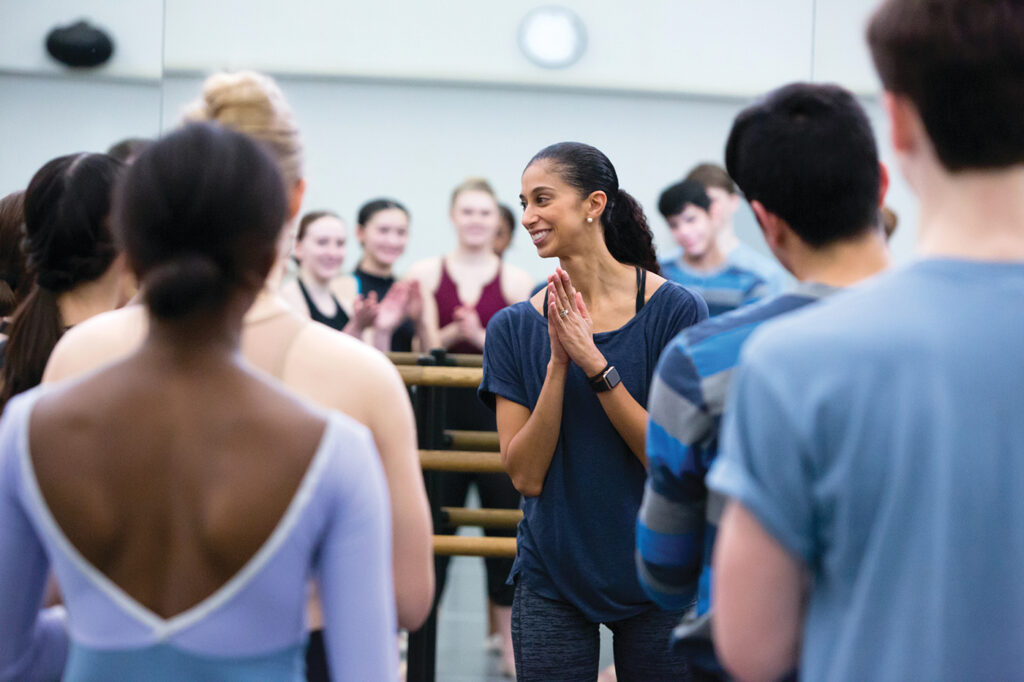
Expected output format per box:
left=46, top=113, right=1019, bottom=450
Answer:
left=588, top=364, right=621, bottom=393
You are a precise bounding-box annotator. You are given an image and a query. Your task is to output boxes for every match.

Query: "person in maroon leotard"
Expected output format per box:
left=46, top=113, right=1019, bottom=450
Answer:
left=406, top=178, right=532, bottom=676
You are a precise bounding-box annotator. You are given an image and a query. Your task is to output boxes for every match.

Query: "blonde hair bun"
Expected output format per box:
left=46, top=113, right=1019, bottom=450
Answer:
left=183, top=71, right=303, bottom=186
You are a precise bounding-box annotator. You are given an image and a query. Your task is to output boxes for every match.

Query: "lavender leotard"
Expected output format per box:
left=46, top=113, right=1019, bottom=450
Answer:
left=0, top=388, right=396, bottom=682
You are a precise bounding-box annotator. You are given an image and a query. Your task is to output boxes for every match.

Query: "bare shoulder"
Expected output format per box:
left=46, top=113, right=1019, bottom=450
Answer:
left=281, top=322, right=405, bottom=425
left=43, top=306, right=148, bottom=384
left=500, top=262, right=536, bottom=302
left=404, top=257, right=442, bottom=290
left=278, top=279, right=308, bottom=318
left=329, top=274, right=358, bottom=303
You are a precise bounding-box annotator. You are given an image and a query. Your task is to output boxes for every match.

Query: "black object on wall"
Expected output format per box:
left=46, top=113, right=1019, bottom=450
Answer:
left=46, top=21, right=114, bottom=68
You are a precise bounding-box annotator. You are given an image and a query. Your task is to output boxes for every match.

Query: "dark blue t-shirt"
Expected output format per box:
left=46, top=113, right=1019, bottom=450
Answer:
left=479, top=281, right=707, bottom=622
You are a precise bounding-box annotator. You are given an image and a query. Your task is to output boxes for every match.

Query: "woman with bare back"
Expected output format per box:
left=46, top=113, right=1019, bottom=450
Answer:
left=0, top=122, right=396, bottom=680
left=41, top=71, right=433, bottom=680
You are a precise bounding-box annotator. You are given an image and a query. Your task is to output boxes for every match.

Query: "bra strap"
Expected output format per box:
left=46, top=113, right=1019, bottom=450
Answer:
left=543, top=287, right=549, bottom=318
left=635, top=266, right=647, bottom=313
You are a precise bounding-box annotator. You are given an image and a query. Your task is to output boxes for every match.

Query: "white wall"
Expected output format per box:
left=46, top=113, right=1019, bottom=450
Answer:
left=161, top=74, right=916, bottom=283
left=165, top=0, right=818, bottom=97
left=2, top=0, right=915, bottom=284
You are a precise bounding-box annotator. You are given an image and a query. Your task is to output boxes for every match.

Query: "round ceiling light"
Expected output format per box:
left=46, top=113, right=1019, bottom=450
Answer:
left=518, top=6, right=587, bottom=69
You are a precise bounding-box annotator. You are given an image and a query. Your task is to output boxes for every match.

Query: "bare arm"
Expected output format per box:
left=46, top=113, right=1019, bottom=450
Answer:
left=495, top=359, right=567, bottom=497
left=364, top=362, right=435, bottom=630
left=712, top=501, right=805, bottom=682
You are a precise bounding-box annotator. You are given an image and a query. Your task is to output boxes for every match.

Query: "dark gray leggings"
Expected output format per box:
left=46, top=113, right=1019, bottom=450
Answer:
left=511, top=581, right=692, bottom=681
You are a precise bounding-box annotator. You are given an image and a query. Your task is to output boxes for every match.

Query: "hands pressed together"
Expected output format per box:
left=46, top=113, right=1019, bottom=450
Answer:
left=546, top=267, right=607, bottom=377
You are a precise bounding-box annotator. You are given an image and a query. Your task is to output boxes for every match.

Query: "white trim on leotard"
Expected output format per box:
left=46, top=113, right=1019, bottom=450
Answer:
left=17, top=390, right=339, bottom=643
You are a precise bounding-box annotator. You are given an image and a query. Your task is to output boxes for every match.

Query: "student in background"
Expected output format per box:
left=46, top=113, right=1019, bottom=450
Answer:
left=332, top=198, right=435, bottom=353
left=709, top=1, right=1024, bottom=679
left=494, top=203, right=517, bottom=258
left=658, top=179, right=768, bottom=316
left=637, top=82, right=890, bottom=680
left=0, top=191, right=29, bottom=347
left=281, top=210, right=370, bottom=336
left=0, top=153, right=127, bottom=409
left=686, top=163, right=790, bottom=295
left=406, top=179, right=532, bottom=676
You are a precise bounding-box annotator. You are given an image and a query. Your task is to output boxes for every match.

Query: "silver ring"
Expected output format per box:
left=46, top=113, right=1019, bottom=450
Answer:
left=559, top=308, right=570, bottom=318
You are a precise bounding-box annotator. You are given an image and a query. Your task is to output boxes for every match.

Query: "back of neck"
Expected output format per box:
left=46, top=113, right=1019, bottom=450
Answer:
left=916, top=166, right=1024, bottom=261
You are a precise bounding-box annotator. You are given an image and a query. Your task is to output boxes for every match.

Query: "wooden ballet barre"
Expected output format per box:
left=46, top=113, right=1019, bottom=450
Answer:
left=397, top=365, right=483, bottom=389
left=445, top=429, right=500, bottom=451
left=420, top=450, right=506, bottom=473
left=433, top=535, right=517, bottom=558
left=387, top=351, right=483, bottom=368
left=441, top=507, right=522, bottom=529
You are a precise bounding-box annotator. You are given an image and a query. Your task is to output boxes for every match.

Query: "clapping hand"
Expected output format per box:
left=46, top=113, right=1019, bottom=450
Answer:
left=547, top=267, right=606, bottom=376
left=351, top=291, right=379, bottom=332
left=453, top=305, right=486, bottom=349
left=375, top=282, right=411, bottom=333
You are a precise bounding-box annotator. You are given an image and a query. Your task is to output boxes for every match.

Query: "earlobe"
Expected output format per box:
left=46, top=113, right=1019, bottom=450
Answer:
left=884, top=92, right=918, bottom=156
left=877, top=162, right=890, bottom=207
left=750, top=201, right=781, bottom=249
left=288, top=178, right=307, bottom=221
left=588, top=190, right=608, bottom=221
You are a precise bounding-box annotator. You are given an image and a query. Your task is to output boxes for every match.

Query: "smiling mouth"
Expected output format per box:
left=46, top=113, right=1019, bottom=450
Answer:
left=530, top=230, right=551, bottom=244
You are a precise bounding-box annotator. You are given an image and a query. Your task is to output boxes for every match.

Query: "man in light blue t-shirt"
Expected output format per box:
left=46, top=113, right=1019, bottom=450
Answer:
left=707, top=2, right=1024, bottom=681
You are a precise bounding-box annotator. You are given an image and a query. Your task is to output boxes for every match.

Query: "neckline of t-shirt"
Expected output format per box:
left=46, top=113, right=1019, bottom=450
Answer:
left=526, top=281, right=672, bottom=337
left=912, top=256, right=1024, bottom=274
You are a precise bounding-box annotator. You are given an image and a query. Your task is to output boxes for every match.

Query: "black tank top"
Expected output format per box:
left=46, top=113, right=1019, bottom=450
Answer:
left=297, top=279, right=350, bottom=331
left=355, top=268, right=415, bottom=352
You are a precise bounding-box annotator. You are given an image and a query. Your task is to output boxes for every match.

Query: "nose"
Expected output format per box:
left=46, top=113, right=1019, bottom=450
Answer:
left=521, top=205, right=538, bottom=228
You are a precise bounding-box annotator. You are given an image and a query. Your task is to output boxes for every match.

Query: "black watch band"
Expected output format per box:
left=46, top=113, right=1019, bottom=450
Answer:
left=588, top=364, right=621, bottom=392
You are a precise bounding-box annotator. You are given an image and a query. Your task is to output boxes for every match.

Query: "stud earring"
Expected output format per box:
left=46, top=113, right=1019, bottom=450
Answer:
left=586, top=217, right=593, bottom=223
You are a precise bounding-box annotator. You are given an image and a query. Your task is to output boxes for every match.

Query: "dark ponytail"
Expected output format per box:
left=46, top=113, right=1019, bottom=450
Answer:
left=607, top=189, right=659, bottom=274
left=1, top=153, right=123, bottom=410
left=527, top=142, right=660, bottom=274
left=0, top=191, right=29, bottom=317
left=115, top=122, right=287, bottom=321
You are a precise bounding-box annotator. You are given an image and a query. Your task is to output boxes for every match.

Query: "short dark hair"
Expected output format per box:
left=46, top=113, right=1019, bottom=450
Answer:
left=658, top=180, right=711, bottom=219
left=528, top=142, right=659, bottom=274
left=725, top=82, right=880, bottom=248
left=685, top=163, right=736, bottom=195
left=867, top=0, right=1024, bottom=171
left=115, top=122, right=287, bottom=319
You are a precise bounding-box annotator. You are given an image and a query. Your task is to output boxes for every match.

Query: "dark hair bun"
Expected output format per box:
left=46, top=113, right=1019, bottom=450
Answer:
left=115, top=122, right=288, bottom=320
left=144, top=254, right=227, bottom=319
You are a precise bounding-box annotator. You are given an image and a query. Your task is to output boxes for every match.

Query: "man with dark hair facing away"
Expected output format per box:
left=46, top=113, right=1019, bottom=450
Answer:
left=637, top=81, right=890, bottom=680
left=685, top=162, right=790, bottom=295
left=708, top=1, right=1024, bottom=680
left=658, top=180, right=770, bottom=316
